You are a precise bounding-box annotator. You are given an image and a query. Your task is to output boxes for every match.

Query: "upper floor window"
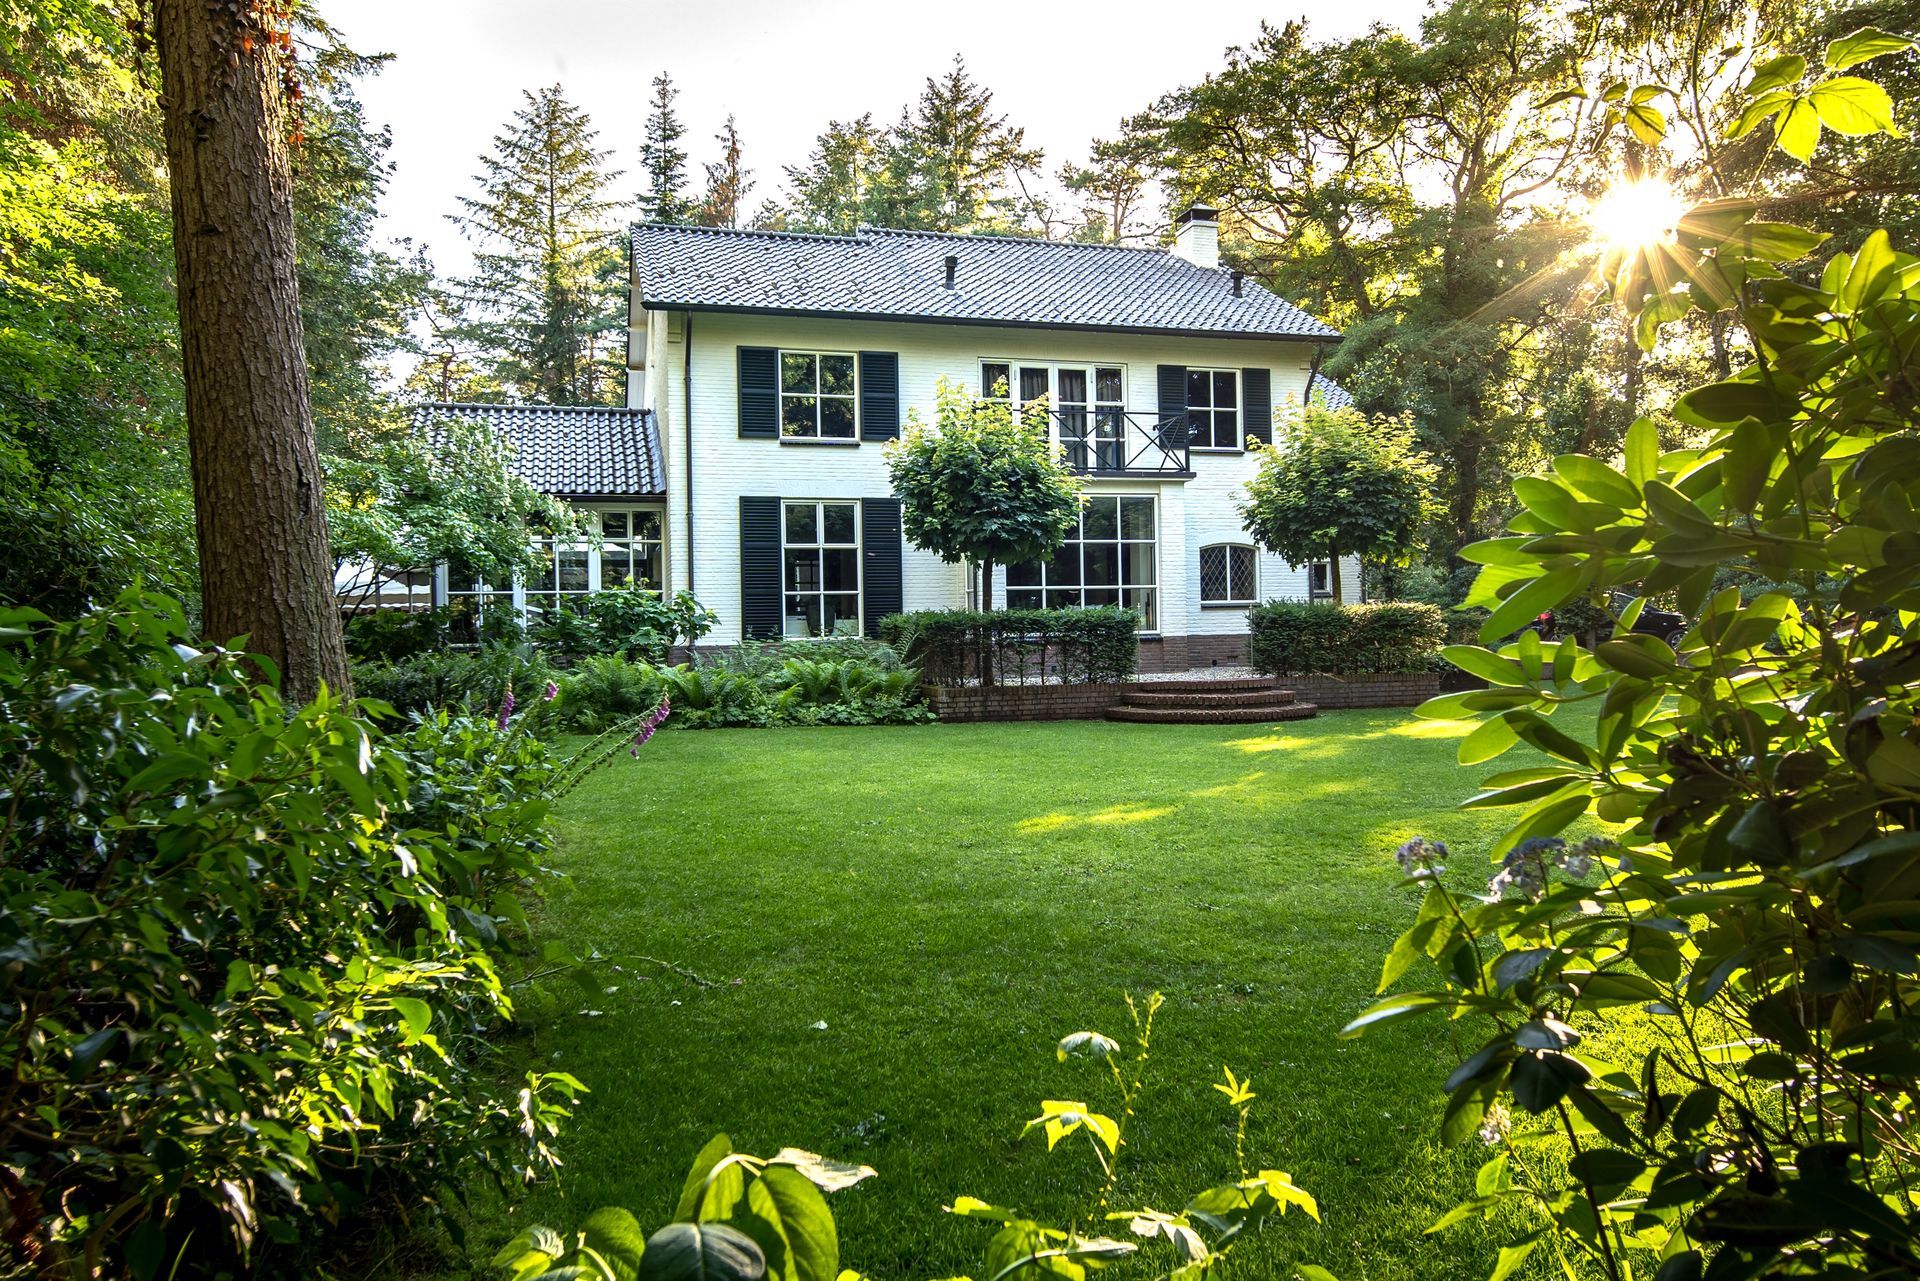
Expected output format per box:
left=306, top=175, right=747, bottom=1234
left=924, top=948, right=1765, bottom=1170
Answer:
left=1187, top=369, right=1240, bottom=449
left=781, top=351, right=857, bottom=439
left=1199, top=543, right=1257, bottom=605
left=981, top=361, right=1126, bottom=470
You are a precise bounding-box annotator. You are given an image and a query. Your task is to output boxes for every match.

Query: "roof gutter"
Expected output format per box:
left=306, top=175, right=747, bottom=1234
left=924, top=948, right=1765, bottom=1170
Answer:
left=682, top=310, right=694, bottom=597
left=637, top=300, right=1342, bottom=345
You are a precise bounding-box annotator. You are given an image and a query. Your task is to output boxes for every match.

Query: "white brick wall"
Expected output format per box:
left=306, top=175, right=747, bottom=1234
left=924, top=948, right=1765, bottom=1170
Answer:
left=637, top=308, right=1357, bottom=646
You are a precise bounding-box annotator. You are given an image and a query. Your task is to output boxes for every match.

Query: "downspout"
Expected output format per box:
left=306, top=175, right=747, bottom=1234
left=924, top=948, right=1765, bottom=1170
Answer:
left=682, top=311, right=694, bottom=596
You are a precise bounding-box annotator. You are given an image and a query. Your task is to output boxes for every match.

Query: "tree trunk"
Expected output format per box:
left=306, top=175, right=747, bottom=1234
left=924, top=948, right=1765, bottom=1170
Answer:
left=153, top=0, right=351, bottom=704
left=1329, top=552, right=1343, bottom=605
left=977, top=559, right=994, bottom=686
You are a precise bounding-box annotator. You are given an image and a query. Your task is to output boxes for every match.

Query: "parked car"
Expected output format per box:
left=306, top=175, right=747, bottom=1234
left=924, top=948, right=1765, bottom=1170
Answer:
left=1536, top=592, right=1690, bottom=648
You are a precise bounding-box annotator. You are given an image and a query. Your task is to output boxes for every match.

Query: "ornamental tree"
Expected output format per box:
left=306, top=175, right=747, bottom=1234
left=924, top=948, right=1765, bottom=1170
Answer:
left=1236, top=405, right=1439, bottom=602
left=325, top=415, right=586, bottom=615
left=884, top=377, right=1083, bottom=618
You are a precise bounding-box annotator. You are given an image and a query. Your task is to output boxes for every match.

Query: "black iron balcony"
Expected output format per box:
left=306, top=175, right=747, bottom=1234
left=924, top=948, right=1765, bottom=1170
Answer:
left=1046, top=408, right=1192, bottom=477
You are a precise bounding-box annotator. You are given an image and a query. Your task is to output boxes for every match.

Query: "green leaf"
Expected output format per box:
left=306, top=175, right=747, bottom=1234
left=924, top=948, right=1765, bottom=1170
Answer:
left=1625, top=103, right=1667, bottom=146
left=1746, top=53, right=1806, bottom=94
left=1721, top=419, right=1772, bottom=513
left=752, top=1168, right=839, bottom=1281
left=1552, top=455, right=1639, bottom=508
left=390, top=996, right=432, bottom=1042
left=1481, top=567, right=1581, bottom=644
left=1824, top=26, right=1917, bottom=70
left=677, top=1136, right=737, bottom=1222
left=1776, top=97, right=1823, bottom=160
left=580, top=1208, right=650, bottom=1281
left=1489, top=1238, right=1539, bottom=1281
left=1674, top=380, right=1782, bottom=428
left=1623, top=418, right=1659, bottom=486
left=1720, top=220, right=1830, bottom=261
left=1808, top=76, right=1900, bottom=136
left=1458, top=715, right=1519, bottom=766
left=1441, top=646, right=1527, bottom=687
left=638, top=1222, right=767, bottom=1281
left=126, top=752, right=208, bottom=794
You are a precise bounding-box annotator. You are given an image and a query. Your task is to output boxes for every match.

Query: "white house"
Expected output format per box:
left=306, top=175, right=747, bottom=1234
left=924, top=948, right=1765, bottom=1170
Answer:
left=420, top=205, right=1359, bottom=672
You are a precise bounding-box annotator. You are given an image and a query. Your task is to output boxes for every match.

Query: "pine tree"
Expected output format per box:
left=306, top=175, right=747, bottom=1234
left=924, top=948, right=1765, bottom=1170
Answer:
left=892, top=55, right=1043, bottom=232
left=640, top=71, right=691, bottom=222
left=696, top=115, right=754, bottom=228
left=783, top=113, right=883, bottom=232
left=452, top=84, right=625, bottom=405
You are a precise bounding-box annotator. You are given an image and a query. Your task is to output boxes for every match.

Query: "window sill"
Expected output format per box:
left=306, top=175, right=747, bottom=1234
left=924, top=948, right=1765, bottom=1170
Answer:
left=779, top=437, right=861, bottom=446
left=1190, top=447, right=1246, bottom=456
left=1200, top=601, right=1255, bottom=609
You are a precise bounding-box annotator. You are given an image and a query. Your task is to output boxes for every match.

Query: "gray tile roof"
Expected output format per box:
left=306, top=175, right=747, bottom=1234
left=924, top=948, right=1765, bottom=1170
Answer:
left=411, top=403, right=665, bottom=498
left=1310, top=377, right=1354, bottom=410
left=631, top=223, right=1341, bottom=341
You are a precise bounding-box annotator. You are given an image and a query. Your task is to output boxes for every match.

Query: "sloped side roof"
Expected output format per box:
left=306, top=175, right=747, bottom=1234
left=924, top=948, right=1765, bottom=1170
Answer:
left=412, top=403, right=665, bottom=498
left=1312, top=377, right=1355, bottom=410
left=631, top=223, right=1341, bottom=341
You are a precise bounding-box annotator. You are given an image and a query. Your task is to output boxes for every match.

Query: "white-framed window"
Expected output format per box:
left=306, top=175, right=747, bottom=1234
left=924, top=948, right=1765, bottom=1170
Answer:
left=1186, top=369, right=1240, bottom=449
left=781, top=351, right=857, bottom=440
left=981, top=360, right=1127, bottom=470
left=783, top=500, right=862, bottom=636
left=594, top=508, right=665, bottom=594
left=1006, top=494, right=1157, bottom=630
left=1309, top=560, right=1333, bottom=600
left=1199, top=543, right=1258, bottom=605
left=442, top=504, right=666, bottom=621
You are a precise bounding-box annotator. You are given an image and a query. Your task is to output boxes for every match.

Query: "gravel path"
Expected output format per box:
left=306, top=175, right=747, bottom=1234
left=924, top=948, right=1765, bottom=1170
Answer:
left=1132, top=665, right=1264, bottom=682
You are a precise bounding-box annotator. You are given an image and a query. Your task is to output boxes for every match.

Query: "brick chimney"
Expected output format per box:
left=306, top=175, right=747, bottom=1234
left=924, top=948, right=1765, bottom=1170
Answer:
left=1172, top=204, right=1219, bottom=269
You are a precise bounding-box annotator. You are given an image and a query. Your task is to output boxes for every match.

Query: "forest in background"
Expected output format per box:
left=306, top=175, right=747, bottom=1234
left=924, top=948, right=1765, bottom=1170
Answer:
left=5, top=0, right=1916, bottom=619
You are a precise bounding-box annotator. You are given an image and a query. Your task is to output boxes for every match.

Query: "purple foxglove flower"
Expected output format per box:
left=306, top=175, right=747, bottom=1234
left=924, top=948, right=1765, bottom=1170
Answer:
left=544, top=680, right=559, bottom=702
left=496, top=688, right=516, bottom=730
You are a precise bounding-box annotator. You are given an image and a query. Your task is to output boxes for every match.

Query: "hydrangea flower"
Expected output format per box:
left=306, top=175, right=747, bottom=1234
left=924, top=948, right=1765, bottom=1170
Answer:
left=1394, top=837, right=1449, bottom=877
left=1557, top=835, right=1616, bottom=880
left=1489, top=838, right=1562, bottom=901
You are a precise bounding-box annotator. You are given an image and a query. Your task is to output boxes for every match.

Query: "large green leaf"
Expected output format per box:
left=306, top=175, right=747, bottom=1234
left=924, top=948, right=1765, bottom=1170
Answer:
left=1824, top=26, right=1917, bottom=70
left=581, top=1208, right=650, bottom=1281
left=1808, top=76, right=1899, bottom=136
left=638, top=1222, right=768, bottom=1281
left=1480, top=567, right=1581, bottom=643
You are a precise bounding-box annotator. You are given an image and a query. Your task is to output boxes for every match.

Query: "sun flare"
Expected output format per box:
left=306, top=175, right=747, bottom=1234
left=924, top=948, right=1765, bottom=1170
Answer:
left=1588, top=179, right=1688, bottom=253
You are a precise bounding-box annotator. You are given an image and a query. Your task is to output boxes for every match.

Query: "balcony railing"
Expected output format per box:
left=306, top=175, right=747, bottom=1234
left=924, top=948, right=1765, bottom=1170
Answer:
left=1045, top=408, right=1193, bottom=477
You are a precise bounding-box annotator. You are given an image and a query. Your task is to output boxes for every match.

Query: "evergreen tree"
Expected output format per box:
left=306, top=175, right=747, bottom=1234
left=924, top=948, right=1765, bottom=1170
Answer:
left=452, top=84, right=626, bottom=405
left=782, top=113, right=883, bottom=232
left=890, top=55, right=1044, bottom=231
left=640, top=71, right=691, bottom=222
left=696, top=114, right=754, bottom=228
left=785, top=58, right=1044, bottom=234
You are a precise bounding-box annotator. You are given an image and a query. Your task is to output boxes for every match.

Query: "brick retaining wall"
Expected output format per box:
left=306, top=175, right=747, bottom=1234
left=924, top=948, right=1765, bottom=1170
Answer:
left=924, top=671, right=1439, bottom=722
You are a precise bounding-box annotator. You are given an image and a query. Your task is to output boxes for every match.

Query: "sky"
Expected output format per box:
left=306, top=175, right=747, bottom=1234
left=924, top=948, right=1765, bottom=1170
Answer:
left=320, top=0, right=1432, bottom=281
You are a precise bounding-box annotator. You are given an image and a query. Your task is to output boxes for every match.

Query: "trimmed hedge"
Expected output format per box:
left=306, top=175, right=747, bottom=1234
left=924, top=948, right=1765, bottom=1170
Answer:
left=879, top=606, right=1139, bottom=686
left=1247, top=601, right=1446, bottom=676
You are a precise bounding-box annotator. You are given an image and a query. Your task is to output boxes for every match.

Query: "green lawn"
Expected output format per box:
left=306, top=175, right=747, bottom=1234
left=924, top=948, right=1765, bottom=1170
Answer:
left=479, top=710, right=1556, bottom=1281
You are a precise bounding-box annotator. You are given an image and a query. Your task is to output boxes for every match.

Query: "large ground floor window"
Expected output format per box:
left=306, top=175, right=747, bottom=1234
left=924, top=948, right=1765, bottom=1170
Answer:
left=783, top=500, right=862, bottom=637
left=1006, top=494, right=1157, bottom=630
left=442, top=504, right=665, bottom=619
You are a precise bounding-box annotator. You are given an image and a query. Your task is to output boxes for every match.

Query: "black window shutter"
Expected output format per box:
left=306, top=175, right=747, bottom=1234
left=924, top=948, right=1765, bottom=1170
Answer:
left=738, top=347, right=778, bottom=438
left=861, top=498, right=903, bottom=636
left=1157, top=364, right=1189, bottom=447
left=1243, top=367, right=1273, bottom=447
left=859, top=351, right=900, bottom=441
left=740, top=496, right=783, bottom=639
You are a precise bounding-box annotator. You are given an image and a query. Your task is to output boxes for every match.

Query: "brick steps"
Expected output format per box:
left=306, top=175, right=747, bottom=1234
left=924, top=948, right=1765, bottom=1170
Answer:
left=1106, top=701, right=1320, bottom=725
left=1104, top=677, right=1319, bottom=725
